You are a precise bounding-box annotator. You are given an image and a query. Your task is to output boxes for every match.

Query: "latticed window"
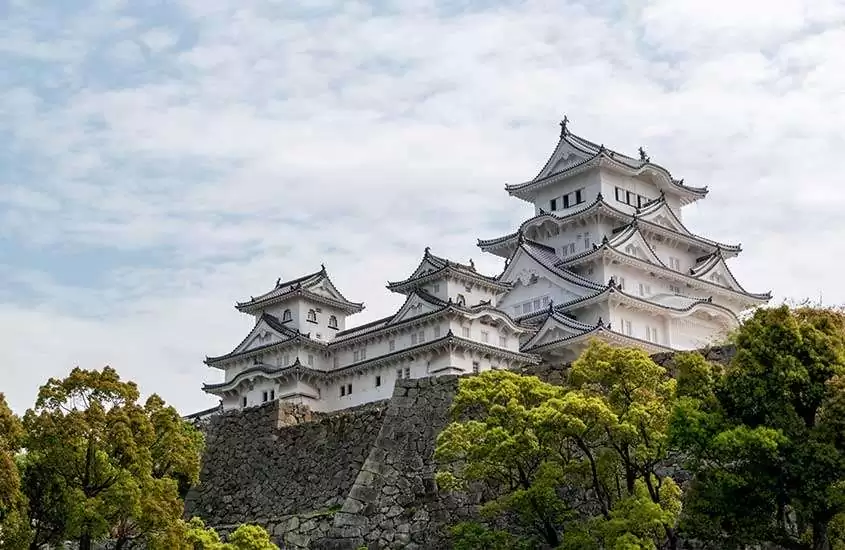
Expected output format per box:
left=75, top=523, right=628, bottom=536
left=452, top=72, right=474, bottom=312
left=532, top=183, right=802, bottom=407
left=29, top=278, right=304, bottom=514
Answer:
left=307, top=309, right=317, bottom=322
left=328, top=315, right=338, bottom=329
left=282, top=309, right=292, bottom=322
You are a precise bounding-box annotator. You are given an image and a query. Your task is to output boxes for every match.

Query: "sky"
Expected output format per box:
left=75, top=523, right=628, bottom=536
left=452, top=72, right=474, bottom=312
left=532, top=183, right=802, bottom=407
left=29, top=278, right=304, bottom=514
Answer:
left=1, top=0, right=844, bottom=414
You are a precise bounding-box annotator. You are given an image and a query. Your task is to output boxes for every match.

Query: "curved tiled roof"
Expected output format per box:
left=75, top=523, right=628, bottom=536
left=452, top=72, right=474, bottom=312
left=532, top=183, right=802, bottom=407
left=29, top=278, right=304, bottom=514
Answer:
left=387, top=247, right=507, bottom=291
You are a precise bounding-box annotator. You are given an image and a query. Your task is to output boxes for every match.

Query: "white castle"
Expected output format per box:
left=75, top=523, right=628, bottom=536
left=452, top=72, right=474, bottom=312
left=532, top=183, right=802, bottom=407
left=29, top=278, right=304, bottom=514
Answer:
left=201, top=119, right=770, bottom=413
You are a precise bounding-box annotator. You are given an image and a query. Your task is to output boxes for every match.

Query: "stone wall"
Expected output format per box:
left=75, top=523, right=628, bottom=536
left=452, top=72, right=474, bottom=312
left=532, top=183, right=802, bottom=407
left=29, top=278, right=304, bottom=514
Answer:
left=189, top=346, right=736, bottom=549
left=185, top=399, right=389, bottom=548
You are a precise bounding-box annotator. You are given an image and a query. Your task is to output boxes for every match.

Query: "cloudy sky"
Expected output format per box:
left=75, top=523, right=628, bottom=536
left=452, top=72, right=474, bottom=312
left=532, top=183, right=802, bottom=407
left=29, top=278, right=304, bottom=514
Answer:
left=2, top=0, right=844, bottom=414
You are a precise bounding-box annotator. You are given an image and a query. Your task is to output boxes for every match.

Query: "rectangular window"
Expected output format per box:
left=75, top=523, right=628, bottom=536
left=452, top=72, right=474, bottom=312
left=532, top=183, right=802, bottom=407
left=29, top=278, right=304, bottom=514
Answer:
left=499, top=336, right=507, bottom=347
left=361, top=347, right=367, bottom=360
left=575, top=189, right=583, bottom=204
left=242, top=396, right=247, bottom=407
left=550, top=198, right=558, bottom=211
left=418, top=330, right=425, bottom=343
left=404, top=367, right=410, bottom=379
left=283, top=354, right=290, bottom=365
left=639, top=283, right=645, bottom=296
left=563, top=193, right=570, bottom=208
left=332, top=356, right=338, bottom=368
left=262, top=391, right=268, bottom=402
left=307, top=354, right=314, bottom=366
left=615, top=186, right=625, bottom=202
left=623, top=320, right=632, bottom=336
left=669, top=284, right=681, bottom=294
left=389, top=339, right=395, bottom=351
left=353, top=350, right=360, bottom=361
left=584, top=232, right=591, bottom=250
left=472, top=361, right=480, bottom=374
left=270, top=389, right=275, bottom=400
left=462, top=326, right=471, bottom=338
left=618, top=277, right=626, bottom=290
left=396, top=368, right=402, bottom=379
left=626, top=191, right=635, bottom=206
left=433, top=283, right=440, bottom=293
left=645, top=284, right=651, bottom=295
left=513, top=306, right=521, bottom=316
left=543, top=296, right=550, bottom=306
left=533, top=298, right=541, bottom=311
left=375, top=375, right=381, bottom=387
left=340, top=385, right=346, bottom=397
left=347, top=383, right=352, bottom=394
left=433, top=325, right=441, bottom=338
left=481, top=330, right=489, bottom=343
left=410, top=333, right=417, bottom=345
left=522, top=303, right=531, bottom=314
left=569, top=243, right=576, bottom=254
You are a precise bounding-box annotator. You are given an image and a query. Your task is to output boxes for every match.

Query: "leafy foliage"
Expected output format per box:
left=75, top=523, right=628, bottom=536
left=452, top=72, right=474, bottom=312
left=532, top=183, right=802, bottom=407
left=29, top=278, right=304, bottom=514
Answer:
left=435, top=340, right=683, bottom=549
left=672, top=305, right=845, bottom=550
left=0, top=393, right=29, bottom=549
left=21, top=366, right=204, bottom=550
left=173, top=517, right=278, bottom=550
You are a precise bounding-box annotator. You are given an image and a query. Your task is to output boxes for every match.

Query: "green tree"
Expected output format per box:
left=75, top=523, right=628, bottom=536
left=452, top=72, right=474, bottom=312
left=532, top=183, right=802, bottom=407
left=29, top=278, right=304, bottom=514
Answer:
left=0, top=393, right=30, bottom=549
left=672, top=305, right=845, bottom=550
left=170, top=518, right=278, bottom=550
left=435, top=340, right=683, bottom=549
left=22, top=366, right=203, bottom=550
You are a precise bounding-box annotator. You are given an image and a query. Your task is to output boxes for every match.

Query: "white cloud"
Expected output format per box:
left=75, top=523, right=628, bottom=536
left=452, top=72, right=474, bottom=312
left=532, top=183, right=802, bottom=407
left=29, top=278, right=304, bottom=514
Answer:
left=1, top=0, right=844, bottom=413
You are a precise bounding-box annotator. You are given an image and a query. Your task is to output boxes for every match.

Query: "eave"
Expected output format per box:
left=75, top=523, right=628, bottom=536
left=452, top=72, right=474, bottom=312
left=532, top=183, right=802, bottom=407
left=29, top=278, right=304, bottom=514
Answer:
left=204, top=334, right=327, bottom=368
left=203, top=360, right=325, bottom=395
left=560, top=244, right=770, bottom=305
left=236, top=288, right=365, bottom=315
left=478, top=194, right=739, bottom=259
left=386, top=265, right=510, bottom=294
left=326, top=331, right=539, bottom=380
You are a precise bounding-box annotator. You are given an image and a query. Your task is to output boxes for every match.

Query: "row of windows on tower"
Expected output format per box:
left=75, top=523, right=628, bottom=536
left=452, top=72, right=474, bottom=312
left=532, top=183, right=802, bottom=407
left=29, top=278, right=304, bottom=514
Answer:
left=549, top=188, right=586, bottom=212
left=560, top=233, right=592, bottom=257
left=242, top=389, right=276, bottom=408
left=614, top=186, right=652, bottom=208
left=619, top=318, right=661, bottom=344
left=280, top=308, right=339, bottom=329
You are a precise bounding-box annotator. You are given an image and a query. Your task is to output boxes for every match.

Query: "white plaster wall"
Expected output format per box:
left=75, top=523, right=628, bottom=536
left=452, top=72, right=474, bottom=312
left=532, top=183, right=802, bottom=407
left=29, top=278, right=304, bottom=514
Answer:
left=647, top=239, right=700, bottom=273
left=669, top=316, right=728, bottom=350
left=532, top=170, right=601, bottom=216
left=610, top=303, right=670, bottom=346
left=445, top=278, right=500, bottom=307
left=447, top=318, right=520, bottom=352
left=498, top=276, right=587, bottom=318
left=600, top=171, right=659, bottom=213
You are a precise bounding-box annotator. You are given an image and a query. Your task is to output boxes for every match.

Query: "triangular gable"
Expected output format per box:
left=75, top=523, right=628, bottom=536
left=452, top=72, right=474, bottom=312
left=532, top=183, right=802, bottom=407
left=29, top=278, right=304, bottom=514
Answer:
left=302, top=273, right=353, bottom=303
left=534, top=138, right=592, bottom=181
left=522, top=314, right=595, bottom=350
left=690, top=255, right=747, bottom=294
left=387, top=292, right=444, bottom=325
left=499, top=245, right=602, bottom=299
left=637, top=199, right=689, bottom=235
left=609, top=225, right=666, bottom=267
left=231, top=316, right=296, bottom=356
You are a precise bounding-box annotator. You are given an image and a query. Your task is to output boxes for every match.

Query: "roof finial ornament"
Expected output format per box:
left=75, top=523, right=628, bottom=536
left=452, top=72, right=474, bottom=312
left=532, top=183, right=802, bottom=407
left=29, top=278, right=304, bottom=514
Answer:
left=597, top=316, right=604, bottom=326
left=602, top=235, right=609, bottom=244
left=598, top=143, right=606, bottom=153
left=608, top=276, right=616, bottom=287
left=548, top=300, right=554, bottom=313
left=320, top=263, right=326, bottom=272
left=469, top=258, right=475, bottom=270
left=424, top=246, right=431, bottom=254
left=559, top=115, right=569, bottom=137
left=596, top=191, right=603, bottom=200
left=638, top=146, right=650, bottom=163
left=275, top=277, right=281, bottom=287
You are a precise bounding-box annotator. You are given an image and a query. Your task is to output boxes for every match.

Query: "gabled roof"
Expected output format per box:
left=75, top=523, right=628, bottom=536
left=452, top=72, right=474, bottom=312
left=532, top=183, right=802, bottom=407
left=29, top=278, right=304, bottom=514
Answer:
left=522, top=324, right=675, bottom=355
left=689, top=249, right=770, bottom=300
left=204, top=313, right=326, bottom=367
left=236, top=265, right=365, bottom=314
left=203, top=357, right=325, bottom=395
left=558, top=232, right=771, bottom=305
left=499, top=238, right=606, bottom=293
left=505, top=119, right=707, bottom=205
left=520, top=309, right=605, bottom=351
left=331, top=289, right=529, bottom=347
left=478, top=193, right=739, bottom=259
left=387, top=247, right=509, bottom=294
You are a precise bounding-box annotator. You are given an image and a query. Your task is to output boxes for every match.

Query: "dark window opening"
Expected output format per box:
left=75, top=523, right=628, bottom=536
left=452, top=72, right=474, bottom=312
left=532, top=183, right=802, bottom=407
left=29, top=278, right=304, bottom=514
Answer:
left=347, top=383, right=352, bottom=394
left=615, top=186, right=624, bottom=202
left=282, top=309, right=292, bottom=322
left=375, top=375, right=382, bottom=387
left=340, top=386, right=346, bottom=396
left=262, top=391, right=268, bottom=402
left=242, top=396, right=247, bottom=407
left=563, top=194, right=570, bottom=208
left=550, top=198, right=557, bottom=211
left=270, top=389, right=275, bottom=400
left=328, top=315, right=338, bottom=329
left=575, top=189, right=583, bottom=204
